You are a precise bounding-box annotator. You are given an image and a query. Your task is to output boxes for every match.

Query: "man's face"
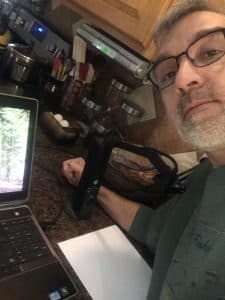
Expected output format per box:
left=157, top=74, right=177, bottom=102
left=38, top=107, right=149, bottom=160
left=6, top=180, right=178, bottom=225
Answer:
left=158, top=11, right=225, bottom=151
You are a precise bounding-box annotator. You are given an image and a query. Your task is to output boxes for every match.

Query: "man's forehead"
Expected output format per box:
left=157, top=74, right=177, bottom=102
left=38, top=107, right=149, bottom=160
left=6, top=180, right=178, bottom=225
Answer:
left=155, top=11, right=225, bottom=61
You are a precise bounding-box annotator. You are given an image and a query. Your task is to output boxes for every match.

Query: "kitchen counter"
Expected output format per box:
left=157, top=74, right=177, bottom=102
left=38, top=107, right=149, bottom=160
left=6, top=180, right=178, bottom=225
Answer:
left=28, top=125, right=114, bottom=299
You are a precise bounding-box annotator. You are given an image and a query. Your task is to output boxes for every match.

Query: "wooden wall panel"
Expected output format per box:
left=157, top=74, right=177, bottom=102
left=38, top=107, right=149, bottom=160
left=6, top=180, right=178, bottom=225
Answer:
left=43, top=3, right=81, bottom=41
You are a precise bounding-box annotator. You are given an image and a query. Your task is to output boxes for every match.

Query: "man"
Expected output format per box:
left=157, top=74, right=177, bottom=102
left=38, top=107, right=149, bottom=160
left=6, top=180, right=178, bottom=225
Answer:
left=62, top=0, right=225, bottom=299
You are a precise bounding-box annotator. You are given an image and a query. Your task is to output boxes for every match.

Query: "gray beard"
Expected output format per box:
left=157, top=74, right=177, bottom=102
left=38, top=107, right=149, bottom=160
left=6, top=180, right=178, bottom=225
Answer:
left=178, top=110, right=225, bottom=151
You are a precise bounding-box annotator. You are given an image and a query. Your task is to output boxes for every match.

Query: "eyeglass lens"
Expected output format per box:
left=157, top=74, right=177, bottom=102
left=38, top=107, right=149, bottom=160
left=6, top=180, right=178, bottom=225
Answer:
left=150, top=30, right=225, bottom=90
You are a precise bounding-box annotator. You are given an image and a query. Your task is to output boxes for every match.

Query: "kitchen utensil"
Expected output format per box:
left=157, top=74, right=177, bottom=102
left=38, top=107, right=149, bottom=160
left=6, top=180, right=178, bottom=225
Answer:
left=51, top=51, right=63, bottom=79
left=60, top=58, right=74, bottom=81
left=51, top=53, right=74, bottom=82
left=79, top=63, right=89, bottom=81
left=74, top=62, right=80, bottom=80
left=85, top=64, right=95, bottom=83
left=72, top=35, right=86, bottom=63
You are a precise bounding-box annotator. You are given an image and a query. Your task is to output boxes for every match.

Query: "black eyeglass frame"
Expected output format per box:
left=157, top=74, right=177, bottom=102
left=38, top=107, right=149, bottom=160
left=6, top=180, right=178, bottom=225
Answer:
left=147, top=27, right=225, bottom=90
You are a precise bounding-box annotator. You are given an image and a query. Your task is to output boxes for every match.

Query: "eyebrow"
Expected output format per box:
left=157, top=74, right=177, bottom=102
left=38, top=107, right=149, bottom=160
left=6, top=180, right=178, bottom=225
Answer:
left=154, top=26, right=225, bottom=63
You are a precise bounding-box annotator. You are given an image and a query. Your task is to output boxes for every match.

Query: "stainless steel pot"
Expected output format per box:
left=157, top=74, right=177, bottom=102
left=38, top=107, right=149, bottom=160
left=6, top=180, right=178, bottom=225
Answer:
left=4, top=43, right=37, bottom=83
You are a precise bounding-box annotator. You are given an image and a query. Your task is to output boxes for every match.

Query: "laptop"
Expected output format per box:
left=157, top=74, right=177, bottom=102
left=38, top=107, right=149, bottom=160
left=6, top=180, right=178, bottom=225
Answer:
left=0, top=93, right=77, bottom=300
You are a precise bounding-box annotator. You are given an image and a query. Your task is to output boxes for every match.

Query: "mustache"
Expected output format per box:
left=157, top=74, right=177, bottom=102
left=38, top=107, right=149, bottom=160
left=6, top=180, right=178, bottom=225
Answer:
left=177, top=87, right=217, bottom=116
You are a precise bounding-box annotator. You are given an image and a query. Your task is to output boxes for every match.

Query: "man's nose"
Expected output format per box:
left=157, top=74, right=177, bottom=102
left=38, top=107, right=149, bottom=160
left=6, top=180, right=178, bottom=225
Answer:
left=174, top=57, right=205, bottom=94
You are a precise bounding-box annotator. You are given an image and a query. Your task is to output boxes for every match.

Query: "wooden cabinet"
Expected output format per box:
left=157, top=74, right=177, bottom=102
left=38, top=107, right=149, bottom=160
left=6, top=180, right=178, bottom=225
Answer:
left=62, top=0, right=175, bottom=60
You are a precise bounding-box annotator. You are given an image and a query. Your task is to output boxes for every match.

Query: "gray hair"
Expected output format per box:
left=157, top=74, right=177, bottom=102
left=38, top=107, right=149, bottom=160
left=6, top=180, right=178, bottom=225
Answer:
left=153, top=0, right=225, bottom=50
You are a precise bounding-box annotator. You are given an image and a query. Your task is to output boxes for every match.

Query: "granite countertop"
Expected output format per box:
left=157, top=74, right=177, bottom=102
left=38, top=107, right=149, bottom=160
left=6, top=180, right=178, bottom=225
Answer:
left=28, top=125, right=114, bottom=299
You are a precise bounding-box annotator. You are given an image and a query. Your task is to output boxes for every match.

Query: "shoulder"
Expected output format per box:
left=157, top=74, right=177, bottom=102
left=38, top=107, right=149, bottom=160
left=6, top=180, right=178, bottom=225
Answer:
left=184, top=158, right=213, bottom=187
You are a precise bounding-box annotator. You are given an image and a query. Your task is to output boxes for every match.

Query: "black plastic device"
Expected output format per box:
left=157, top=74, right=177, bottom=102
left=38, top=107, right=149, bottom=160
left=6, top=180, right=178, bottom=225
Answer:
left=73, top=135, right=112, bottom=219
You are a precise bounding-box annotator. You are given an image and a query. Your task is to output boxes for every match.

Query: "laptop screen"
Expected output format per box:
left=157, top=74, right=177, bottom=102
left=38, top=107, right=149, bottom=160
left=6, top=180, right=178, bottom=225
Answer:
left=0, top=93, right=38, bottom=204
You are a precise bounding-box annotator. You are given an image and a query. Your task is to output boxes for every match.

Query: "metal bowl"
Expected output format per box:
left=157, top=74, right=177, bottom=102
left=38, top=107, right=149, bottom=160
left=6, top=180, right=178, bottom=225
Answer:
left=6, top=43, right=37, bottom=83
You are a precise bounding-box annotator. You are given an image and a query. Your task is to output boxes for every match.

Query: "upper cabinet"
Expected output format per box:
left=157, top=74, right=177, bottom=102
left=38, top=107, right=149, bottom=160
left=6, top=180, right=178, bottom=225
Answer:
left=62, top=0, right=175, bottom=61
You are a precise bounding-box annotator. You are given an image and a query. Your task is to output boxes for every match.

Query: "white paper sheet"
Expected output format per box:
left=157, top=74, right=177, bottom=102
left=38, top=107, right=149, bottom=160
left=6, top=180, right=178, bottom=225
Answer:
left=58, top=225, right=152, bottom=300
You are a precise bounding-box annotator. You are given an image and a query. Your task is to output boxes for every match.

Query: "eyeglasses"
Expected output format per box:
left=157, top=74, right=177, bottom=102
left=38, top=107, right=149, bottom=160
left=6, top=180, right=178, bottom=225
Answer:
left=147, top=28, right=225, bottom=90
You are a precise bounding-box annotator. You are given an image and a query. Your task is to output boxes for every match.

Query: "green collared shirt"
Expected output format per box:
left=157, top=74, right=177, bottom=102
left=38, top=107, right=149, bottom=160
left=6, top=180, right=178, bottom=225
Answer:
left=129, top=159, right=225, bottom=299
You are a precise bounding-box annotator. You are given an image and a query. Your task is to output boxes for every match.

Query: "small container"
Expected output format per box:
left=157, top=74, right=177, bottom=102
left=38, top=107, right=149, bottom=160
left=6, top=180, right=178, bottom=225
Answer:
left=43, top=77, right=64, bottom=106
left=121, top=100, right=144, bottom=118
left=96, top=79, right=132, bottom=136
left=3, top=43, right=37, bottom=84
left=81, top=96, right=102, bottom=112
left=104, top=78, right=131, bottom=107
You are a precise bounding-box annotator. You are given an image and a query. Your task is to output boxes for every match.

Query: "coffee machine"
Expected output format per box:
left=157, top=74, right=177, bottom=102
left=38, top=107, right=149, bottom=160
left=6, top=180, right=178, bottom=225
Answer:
left=0, top=1, right=71, bottom=97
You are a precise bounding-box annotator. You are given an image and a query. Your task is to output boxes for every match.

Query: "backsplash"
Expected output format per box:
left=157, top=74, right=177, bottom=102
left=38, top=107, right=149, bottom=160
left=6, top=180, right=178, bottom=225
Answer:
left=127, top=89, right=195, bottom=154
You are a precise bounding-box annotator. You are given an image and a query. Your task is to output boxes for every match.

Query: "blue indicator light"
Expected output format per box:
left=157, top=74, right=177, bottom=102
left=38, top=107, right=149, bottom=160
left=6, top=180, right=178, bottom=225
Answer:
left=37, top=27, right=44, bottom=33
left=30, top=22, right=47, bottom=41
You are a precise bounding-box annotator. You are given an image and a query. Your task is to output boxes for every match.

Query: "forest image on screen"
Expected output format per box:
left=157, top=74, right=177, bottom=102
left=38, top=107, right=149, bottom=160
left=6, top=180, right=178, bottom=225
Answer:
left=0, top=107, right=30, bottom=193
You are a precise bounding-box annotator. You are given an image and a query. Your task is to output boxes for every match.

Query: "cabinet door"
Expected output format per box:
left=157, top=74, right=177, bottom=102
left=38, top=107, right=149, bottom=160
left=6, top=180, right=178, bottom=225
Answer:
left=62, top=0, right=174, bottom=60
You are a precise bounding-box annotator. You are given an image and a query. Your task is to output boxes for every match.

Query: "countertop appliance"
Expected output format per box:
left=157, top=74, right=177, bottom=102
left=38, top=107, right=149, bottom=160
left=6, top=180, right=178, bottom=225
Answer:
left=0, top=1, right=71, bottom=65
left=73, top=135, right=111, bottom=219
left=76, top=23, right=151, bottom=81
left=0, top=1, right=71, bottom=100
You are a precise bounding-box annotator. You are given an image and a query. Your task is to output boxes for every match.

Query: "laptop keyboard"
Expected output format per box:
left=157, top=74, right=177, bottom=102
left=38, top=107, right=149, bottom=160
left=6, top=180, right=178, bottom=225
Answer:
left=0, top=215, right=52, bottom=279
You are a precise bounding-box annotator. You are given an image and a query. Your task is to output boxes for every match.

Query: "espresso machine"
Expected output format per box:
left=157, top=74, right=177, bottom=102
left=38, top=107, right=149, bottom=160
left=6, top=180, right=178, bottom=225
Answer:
left=0, top=1, right=71, bottom=97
